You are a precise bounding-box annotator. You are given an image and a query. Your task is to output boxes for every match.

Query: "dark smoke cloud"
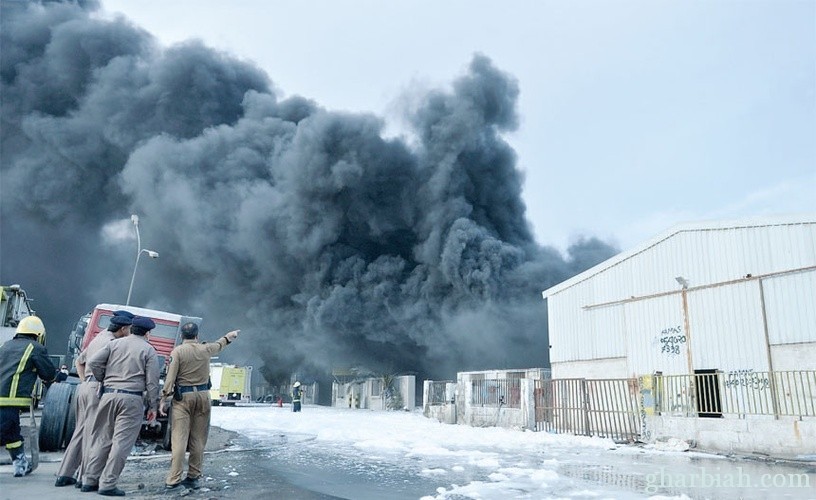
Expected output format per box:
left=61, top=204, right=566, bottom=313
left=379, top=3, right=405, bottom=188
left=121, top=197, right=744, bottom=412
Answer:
left=0, top=1, right=618, bottom=383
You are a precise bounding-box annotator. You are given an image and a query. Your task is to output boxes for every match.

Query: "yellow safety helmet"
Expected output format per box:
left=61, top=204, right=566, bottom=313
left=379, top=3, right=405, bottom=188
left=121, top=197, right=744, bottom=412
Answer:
left=16, top=315, right=46, bottom=344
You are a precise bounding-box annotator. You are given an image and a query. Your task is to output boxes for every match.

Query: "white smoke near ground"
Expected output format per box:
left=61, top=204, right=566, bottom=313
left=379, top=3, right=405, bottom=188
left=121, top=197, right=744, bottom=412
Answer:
left=0, top=1, right=618, bottom=385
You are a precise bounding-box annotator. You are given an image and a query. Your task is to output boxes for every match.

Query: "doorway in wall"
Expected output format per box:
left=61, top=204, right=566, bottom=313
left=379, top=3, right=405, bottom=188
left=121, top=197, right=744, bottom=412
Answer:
left=694, top=369, right=722, bottom=418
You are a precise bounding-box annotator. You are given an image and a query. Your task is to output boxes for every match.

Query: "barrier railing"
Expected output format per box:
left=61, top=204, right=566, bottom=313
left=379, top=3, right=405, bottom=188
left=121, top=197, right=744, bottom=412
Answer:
left=534, top=378, right=640, bottom=442
left=654, top=370, right=816, bottom=418
left=426, top=380, right=453, bottom=405
left=471, top=377, right=522, bottom=408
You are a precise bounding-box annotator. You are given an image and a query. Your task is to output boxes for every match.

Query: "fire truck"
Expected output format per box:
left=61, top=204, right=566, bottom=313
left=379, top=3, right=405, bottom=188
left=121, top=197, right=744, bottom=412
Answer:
left=38, top=303, right=202, bottom=451
left=0, top=284, right=52, bottom=402
left=209, top=363, right=252, bottom=406
left=0, top=284, right=35, bottom=345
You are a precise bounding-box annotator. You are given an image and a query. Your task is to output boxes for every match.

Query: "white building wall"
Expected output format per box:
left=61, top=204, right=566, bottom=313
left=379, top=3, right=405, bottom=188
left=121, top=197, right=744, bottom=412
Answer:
left=687, top=281, right=769, bottom=373
left=543, top=216, right=816, bottom=457
left=623, top=295, right=688, bottom=376
left=764, top=270, right=816, bottom=346
left=545, top=217, right=816, bottom=376
left=551, top=357, right=628, bottom=379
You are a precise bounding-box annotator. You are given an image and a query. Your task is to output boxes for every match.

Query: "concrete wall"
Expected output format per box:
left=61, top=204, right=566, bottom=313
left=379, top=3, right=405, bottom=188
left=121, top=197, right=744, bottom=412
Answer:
left=455, top=376, right=535, bottom=430
left=423, top=368, right=816, bottom=456
left=332, top=375, right=415, bottom=410
left=423, top=380, right=456, bottom=423
left=771, top=343, right=816, bottom=371
left=646, top=415, right=816, bottom=457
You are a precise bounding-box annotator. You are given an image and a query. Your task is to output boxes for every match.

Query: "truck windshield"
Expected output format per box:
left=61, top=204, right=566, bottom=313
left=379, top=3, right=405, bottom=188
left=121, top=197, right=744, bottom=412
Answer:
left=97, top=314, right=178, bottom=340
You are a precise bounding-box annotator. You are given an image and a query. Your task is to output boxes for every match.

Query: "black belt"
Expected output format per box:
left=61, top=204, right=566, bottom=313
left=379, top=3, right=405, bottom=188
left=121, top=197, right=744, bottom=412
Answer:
left=178, top=384, right=210, bottom=394
left=103, top=388, right=143, bottom=396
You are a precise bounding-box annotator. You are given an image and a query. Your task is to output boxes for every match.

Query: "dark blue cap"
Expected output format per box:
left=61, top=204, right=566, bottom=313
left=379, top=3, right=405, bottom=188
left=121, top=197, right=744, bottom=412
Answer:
left=110, top=315, right=133, bottom=326
left=113, top=310, right=135, bottom=319
left=131, top=316, right=156, bottom=330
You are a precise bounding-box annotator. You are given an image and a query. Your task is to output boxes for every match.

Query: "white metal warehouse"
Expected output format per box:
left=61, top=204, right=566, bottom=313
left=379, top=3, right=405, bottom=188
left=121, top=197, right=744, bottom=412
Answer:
left=541, top=214, right=816, bottom=455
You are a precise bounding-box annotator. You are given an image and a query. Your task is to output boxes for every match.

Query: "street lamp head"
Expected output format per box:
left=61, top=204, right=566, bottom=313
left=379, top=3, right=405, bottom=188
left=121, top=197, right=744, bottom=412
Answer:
left=144, top=249, right=159, bottom=258
left=131, top=214, right=139, bottom=225
left=675, top=276, right=689, bottom=289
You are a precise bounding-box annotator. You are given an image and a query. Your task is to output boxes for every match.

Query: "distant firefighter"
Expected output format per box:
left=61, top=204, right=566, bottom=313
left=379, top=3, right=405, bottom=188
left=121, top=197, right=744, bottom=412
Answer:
left=292, top=381, right=302, bottom=412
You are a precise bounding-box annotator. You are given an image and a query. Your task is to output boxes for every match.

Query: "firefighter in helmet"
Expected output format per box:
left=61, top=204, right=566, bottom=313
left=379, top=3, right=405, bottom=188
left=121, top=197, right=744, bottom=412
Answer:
left=0, top=316, right=56, bottom=477
left=292, top=381, right=302, bottom=412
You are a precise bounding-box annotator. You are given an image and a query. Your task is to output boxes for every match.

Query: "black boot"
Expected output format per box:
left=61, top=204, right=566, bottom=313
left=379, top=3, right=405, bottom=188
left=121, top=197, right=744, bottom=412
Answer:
left=55, top=475, right=78, bottom=487
left=9, top=445, right=32, bottom=477
left=180, top=477, right=200, bottom=489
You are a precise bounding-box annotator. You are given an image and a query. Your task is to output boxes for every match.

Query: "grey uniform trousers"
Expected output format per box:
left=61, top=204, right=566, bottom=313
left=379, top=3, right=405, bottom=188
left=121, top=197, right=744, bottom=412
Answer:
left=56, top=380, right=99, bottom=480
left=82, top=393, right=143, bottom=490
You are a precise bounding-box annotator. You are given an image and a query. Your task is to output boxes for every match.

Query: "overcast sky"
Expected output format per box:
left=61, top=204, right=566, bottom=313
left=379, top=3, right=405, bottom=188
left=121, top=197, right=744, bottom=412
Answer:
left=99, top=0, right=815, bottom=253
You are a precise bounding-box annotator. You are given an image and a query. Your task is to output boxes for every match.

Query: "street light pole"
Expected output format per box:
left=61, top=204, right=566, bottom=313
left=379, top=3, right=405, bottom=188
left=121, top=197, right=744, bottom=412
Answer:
left=126, top=214, right=159, bottom=306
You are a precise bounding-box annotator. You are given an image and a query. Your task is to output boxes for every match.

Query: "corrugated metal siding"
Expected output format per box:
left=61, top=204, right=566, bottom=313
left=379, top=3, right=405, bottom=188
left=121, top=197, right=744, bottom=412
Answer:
left=547, top=297, right=579, bottom=362
left=587, top=305, right=626, bottom=360
left=548, top=298, right=626, bottom=363
left=764, top=269, right=816, bottom=345
left=687, top=281, right=769, bottom=373
left=546, top=221, right=816, bottom=368
left=624, top=294, right=688, bottom=376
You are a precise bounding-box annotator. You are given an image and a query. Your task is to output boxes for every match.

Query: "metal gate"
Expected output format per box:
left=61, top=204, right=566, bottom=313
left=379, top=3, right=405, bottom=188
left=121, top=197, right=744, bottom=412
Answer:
left=534, top=378, right=641, bottom=443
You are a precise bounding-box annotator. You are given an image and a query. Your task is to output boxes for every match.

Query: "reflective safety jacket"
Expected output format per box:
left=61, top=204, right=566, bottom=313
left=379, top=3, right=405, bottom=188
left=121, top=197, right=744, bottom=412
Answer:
left=292, top=387, right=302, bottom=402
left=0, top=335, right=56, bottom=407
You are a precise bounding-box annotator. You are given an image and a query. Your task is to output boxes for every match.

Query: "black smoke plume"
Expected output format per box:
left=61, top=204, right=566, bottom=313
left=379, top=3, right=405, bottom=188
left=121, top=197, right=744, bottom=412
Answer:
left=0, top=1, right=617, bottom=382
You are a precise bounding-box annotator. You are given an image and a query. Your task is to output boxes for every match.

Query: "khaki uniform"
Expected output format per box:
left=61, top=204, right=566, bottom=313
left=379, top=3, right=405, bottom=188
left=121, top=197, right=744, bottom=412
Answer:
left=161, top=336, right=231, bottom=485
left=56, top=330, right=115, bottom=480
left=82, top=335, right=159, bottom=490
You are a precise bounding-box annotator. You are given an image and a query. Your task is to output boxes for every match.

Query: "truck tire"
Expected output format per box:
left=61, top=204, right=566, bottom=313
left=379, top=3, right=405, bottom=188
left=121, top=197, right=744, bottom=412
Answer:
left=63, top=383, right=78, bottom=446
left=39, top=383, right=74, bottom=451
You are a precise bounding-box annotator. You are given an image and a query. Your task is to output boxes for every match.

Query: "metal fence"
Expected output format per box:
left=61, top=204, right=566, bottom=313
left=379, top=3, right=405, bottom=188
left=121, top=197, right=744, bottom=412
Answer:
left=427, top=380, right=453, bottom=405
left=655, top=370, right=816, bottom=418
left=471, top=377, right=522, bottom=408
left=534, top=378, right=641, bottom=443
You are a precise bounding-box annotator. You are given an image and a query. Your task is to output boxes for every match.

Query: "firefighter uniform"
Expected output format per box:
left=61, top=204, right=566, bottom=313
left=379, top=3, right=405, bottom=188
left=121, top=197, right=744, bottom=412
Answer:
left=161, top=328, right=236, bottom=488
left=292, top=381, right=302, bottom=412
left=82, top=317, right=159, bottom=495
left=55, top=312, right=133, bottom=487
left=0, top=316, right=55, bottom=477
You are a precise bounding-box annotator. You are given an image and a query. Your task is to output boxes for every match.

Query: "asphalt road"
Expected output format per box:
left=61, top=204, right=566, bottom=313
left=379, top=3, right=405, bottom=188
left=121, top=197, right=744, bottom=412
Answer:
left=0, top=425, right=340, bottom=499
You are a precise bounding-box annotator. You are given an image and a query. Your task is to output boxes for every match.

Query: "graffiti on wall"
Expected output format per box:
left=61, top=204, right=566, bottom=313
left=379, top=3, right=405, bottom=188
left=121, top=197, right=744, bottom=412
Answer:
left=658, top=325, right=686, bottom=355
left=725, top=369, right=769, bottom=390
left=637, top=375, right=653, bottom=441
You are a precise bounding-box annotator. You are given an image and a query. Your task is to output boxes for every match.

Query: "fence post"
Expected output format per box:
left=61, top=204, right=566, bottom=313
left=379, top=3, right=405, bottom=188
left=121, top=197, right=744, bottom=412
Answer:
left=422, top=380, right=431, bottom=417
left=637, top=375, right=654, bottom=442
left=581, top=378, right=591, bottom=436
left=520, top=378, right=534, bottom=430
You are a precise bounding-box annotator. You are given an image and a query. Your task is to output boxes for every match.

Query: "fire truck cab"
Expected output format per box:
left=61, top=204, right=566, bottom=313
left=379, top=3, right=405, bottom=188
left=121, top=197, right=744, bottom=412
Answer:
left=39, top=303, right=202, bottom=451
left=78, top=303, right=202, bottom=374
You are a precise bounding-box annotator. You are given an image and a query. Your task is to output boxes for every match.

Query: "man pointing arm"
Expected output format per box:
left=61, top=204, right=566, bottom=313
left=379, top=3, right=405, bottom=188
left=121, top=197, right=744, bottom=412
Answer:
left=160, top=324, right=239, bottom=490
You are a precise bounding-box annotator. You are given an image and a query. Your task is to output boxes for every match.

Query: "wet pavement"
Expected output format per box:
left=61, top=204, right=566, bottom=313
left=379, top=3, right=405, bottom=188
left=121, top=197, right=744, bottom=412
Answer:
left=239, top=425, right=816, bottom=499
left=2, top=414, right=814, bottom=499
